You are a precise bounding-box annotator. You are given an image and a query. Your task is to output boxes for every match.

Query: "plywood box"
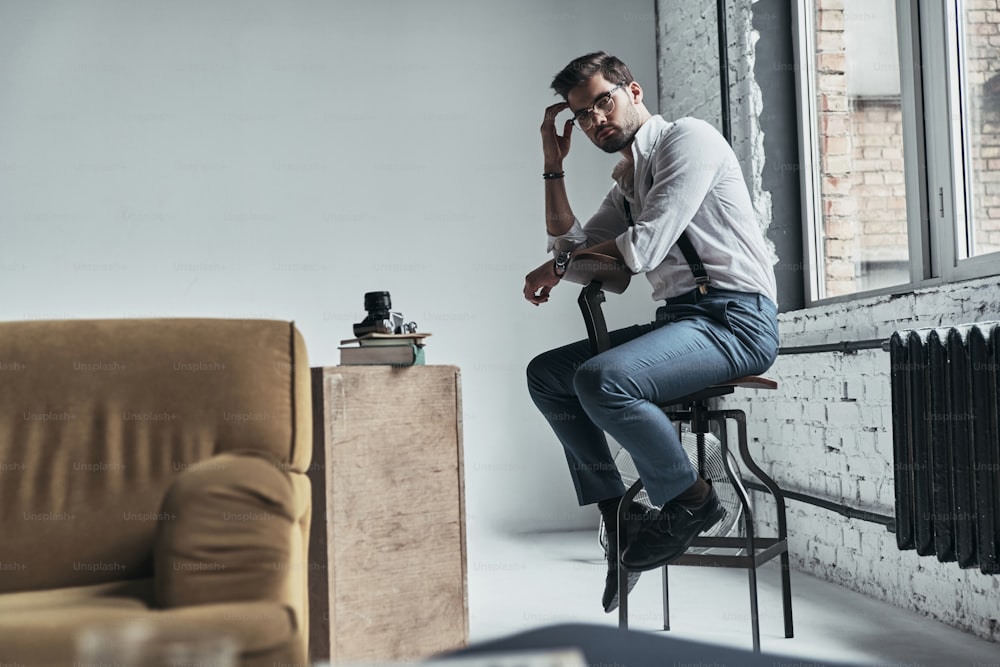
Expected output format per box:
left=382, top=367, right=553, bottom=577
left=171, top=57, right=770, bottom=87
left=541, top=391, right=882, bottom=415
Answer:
left=308, top=365, right=467, bottom=663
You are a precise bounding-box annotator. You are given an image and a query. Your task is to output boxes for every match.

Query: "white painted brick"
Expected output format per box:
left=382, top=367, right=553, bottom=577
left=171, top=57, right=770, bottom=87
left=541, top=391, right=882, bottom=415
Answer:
left=843, top=525, right=863, bottom=552
left=856, top=476, right=880, bottom=504
left=863, top=377, right=891, bottom=403
left=788, top=377, right=816, bottom=399
left=804, top=400, right=827, bottom=423
left=850, top=450, right=875, bottom=476
left=872, top=477, right=894, bottom=509
left=813, top=541, right=837, bottom=566
left=825, top=399, right=862, bottom=425
left=858, top=527, right=886, bottom=563
left=811, top=517, right=835, bottom=545
left=876, top=427, right=895, bottom=453
left=824, top=474, right=845, bottom=500
left=856, top=407, right=881, bottom=430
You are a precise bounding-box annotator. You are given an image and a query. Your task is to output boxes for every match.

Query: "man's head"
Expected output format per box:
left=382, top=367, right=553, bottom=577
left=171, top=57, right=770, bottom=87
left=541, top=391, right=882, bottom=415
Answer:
left=550, top=51, right=635, bottom=99
left=550, top=51, right=650, bottom=154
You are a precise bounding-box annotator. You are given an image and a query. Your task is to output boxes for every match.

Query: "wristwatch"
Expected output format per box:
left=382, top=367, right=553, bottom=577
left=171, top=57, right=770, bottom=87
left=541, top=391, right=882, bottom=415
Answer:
left=553, top=250, right=572, bottom=277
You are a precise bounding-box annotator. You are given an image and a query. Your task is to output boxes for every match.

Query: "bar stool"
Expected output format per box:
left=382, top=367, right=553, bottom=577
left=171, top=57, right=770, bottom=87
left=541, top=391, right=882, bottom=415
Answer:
left=566, top=254, right=793, bottom=653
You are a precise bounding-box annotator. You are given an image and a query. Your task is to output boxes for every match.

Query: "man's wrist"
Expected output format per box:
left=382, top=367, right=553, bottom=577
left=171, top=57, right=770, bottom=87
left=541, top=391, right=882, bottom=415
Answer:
left=553, top=250, right=572, bottom=277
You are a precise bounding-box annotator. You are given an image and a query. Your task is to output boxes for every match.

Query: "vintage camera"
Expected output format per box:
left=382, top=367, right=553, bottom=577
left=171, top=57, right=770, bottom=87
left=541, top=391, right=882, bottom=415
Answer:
left=353, top=291, right=417, bottom=337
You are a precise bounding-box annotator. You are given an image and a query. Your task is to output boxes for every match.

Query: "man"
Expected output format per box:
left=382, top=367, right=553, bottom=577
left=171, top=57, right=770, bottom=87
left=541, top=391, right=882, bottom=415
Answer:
left=524, top=52, right=779, bottom=613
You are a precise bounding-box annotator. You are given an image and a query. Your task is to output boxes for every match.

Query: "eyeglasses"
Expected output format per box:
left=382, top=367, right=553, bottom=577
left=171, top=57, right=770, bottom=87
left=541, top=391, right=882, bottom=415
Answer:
left=571, top=83, right=626, bottom=130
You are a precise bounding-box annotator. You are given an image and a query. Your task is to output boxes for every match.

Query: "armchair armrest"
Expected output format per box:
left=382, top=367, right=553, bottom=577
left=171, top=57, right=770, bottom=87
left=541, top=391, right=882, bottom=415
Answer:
left=153, top=452, right=304, bottom=610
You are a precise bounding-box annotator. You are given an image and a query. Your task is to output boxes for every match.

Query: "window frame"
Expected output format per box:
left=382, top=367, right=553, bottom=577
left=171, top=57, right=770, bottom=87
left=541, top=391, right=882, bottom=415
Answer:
left=792, top=0, right=1000, bottom=308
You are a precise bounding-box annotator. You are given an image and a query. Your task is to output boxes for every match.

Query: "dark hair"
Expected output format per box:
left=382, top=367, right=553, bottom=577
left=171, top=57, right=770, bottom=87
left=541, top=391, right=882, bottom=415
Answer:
left=550, top=51, right=635, bottom=99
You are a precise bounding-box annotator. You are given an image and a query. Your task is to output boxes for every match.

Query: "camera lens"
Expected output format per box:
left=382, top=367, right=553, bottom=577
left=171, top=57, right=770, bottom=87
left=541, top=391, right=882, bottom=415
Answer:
left=363, top=291, right=392, bottom=315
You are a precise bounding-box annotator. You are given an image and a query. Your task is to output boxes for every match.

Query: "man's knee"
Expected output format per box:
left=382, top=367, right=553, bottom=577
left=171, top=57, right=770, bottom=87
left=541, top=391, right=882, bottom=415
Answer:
left=573, top=358, right=633, bottom=410
left=526, top=349, right=565, bottom=396
left=526, top=351, right=547, bottom=387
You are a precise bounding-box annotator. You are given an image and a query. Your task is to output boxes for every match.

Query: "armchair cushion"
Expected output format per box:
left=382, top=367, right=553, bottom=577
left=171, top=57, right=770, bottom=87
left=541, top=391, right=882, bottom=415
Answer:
left=0, top=598, right=299, bottom=667
left=154, top=451, right=298, bottom=609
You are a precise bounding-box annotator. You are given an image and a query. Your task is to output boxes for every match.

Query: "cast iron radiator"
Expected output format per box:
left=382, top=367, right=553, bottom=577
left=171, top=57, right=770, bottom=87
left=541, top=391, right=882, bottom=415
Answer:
left=889, top=322, right=1000, bottom=574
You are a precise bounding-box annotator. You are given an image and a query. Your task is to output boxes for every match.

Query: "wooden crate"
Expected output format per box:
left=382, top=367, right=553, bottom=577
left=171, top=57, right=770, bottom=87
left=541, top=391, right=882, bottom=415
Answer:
left=308, top=365, right=467, bottom=663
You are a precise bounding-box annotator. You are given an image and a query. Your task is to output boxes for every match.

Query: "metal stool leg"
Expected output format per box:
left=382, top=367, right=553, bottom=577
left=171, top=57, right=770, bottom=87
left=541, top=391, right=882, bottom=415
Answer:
left=781, top=550, right=793, bottom=638
left=662, top=565, right=670, bottom=631
left=747, top=561, right=761, bottom=652
left=717, top=417, right=761, bottom=652
left=727, top=409, right=795, bottom=640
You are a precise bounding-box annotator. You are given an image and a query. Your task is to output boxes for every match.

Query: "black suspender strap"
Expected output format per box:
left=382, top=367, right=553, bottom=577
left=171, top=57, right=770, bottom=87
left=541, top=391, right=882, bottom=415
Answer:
left=622, top=199, right=710, bottom=294
left=676, top=233, right=711, bottom=295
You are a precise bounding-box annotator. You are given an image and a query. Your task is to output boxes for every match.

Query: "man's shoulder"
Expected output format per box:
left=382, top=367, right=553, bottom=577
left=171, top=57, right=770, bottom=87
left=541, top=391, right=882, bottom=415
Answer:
left=645, top=116, right=728, bottom=161
left=658, top=116, right=723, bottom=141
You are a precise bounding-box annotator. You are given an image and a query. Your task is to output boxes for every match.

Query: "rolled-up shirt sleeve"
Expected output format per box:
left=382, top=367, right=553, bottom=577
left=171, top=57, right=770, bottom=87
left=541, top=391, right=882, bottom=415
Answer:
left=546, top=217, right=587, bottom=253
left=547, top=189, right=630, bottom=255
left=614, top=120, right=727, bottom=273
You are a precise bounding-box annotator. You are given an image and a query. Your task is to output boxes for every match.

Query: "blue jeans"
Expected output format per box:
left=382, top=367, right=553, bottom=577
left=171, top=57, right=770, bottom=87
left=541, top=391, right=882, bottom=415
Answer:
left=526, top=287, right=779, bottom=507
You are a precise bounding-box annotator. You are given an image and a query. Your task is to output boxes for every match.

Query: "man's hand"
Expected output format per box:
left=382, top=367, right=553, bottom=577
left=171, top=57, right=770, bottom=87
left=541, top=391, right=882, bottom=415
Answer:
left=541, top=102, right=573, bottom=170
left=523, top=260, right=561, bottom=306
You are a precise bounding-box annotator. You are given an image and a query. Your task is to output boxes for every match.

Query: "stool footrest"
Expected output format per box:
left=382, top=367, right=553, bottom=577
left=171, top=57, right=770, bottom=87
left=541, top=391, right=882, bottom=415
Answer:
left=669, top=538, right=788, bottom=568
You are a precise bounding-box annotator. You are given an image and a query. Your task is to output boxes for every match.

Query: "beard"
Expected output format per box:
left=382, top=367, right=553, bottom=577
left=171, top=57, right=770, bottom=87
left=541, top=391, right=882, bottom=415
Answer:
left=594, top=103, right=642, bottom=153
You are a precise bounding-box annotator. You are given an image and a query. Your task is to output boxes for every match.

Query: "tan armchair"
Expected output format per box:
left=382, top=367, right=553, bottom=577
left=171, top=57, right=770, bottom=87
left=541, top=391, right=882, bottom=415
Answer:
left=0, top=318, right=312, bottom=666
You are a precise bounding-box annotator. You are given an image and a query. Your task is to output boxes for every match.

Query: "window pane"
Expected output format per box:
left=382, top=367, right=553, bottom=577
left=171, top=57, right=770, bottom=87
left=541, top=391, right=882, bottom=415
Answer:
left=814, top=0, right=910, bottom=298
left=958, top=0, right=1000, bottom=258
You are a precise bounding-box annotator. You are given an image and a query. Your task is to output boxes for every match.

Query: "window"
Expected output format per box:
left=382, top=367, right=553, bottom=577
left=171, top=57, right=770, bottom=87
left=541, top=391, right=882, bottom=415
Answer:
left=795, top=0, right=1000, bottom=303
left=954, top=1, right=1000, bottom=259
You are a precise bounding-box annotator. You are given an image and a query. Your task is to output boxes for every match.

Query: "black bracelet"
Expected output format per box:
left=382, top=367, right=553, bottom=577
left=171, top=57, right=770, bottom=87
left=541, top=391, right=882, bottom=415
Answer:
left=542, top=171, right=565, bottom=180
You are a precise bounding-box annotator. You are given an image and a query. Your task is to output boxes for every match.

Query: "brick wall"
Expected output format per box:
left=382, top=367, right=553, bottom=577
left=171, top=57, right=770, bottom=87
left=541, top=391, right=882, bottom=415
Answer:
left=740, top=276, right=1000, bottom=641
left=850, top=98, right=907, bottom=273
left=656, top=0, right=773, bottom=252
left=815, top=0, right=858, bottom=296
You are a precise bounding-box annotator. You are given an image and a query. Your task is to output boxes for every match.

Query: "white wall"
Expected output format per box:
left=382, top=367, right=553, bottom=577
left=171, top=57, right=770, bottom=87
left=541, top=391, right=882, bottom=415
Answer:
left=0, top=0, right=657, bottom=533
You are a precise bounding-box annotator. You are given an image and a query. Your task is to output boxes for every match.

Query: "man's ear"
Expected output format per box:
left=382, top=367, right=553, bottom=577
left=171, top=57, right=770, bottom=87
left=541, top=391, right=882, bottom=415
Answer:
left=626, top=81, right=643, bottom=105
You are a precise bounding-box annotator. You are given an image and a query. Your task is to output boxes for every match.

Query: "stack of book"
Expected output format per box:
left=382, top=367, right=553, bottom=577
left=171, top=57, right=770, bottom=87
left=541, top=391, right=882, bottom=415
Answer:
left=338, top=332, right=431, bottom=366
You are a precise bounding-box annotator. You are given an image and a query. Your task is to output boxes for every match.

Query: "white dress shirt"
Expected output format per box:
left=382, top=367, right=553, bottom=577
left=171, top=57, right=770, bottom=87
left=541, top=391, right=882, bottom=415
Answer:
left=548, top=115, right=778, bottom=304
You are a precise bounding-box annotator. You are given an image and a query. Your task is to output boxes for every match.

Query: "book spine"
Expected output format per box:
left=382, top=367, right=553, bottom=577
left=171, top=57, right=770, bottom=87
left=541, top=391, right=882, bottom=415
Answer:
left=339, top=344, right=423, bottom=366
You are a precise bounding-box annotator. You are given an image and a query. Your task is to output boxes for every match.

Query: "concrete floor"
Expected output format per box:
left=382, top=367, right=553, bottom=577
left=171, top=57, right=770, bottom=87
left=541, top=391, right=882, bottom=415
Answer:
left=466, top=527, right=1000, bottom=667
